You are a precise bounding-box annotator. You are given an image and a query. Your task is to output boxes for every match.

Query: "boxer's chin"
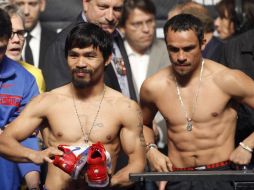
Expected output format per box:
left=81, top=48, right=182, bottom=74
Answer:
left=72, top=78, right=91, bottom=89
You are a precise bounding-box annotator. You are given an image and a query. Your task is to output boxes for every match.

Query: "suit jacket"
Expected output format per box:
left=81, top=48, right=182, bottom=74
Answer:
left=39, top=24, right=58, bottom=70
left=147, top=39, right=170, bottom=77
left=43, top=13, right=137, bottom=101
left=129, top=39, right=170, bottom=97
left=202, top=36, right=224, bottom=63
left=220, top=29, right=254, bottom=79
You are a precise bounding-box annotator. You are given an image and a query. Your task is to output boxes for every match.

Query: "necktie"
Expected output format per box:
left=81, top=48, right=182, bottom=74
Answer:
left=25, top=33, right=34, bottom=65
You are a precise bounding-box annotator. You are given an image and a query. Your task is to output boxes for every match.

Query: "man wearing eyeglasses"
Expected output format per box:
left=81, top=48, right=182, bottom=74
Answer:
left=119, top=0, right=170, bottom=99
left=0, top=7, right=40, bottom=190
left=118, top=1, right=170, bottom=189
left=2, top=2, right=45, bottom=93
left=10, top=0, right=57, bottom=69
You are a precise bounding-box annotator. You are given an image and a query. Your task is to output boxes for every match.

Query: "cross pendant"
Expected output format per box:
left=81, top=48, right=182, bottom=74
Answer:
left=187, top=118, right=192, bottom=131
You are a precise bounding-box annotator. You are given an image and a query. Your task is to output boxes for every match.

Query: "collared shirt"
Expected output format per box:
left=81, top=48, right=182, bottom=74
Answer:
left=82, top=11, right=87, bottom=22
left=22, top=22, right=41, bottom=68
left=124, top=41, right=150, bottom=94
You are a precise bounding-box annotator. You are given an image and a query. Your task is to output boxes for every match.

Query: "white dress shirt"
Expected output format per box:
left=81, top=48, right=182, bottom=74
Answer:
left=124, top=41, right=150, bottom=94
left=22, top=22, right=41, bottom=68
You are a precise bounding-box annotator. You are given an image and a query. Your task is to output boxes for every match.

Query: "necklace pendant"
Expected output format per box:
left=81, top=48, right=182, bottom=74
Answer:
left=84, top=135, right=89, bottom=144
left=187, top=118, right=192, bottom=131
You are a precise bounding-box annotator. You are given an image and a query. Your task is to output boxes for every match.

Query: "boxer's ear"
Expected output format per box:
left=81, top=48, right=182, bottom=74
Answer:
left=105, top=54, right=112, bottom=67
left=201, top=39, right=206, bottom=51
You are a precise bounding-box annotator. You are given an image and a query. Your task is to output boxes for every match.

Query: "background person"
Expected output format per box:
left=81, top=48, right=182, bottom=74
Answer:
left=214, top=0, right=254, bottom=40
left=119, top=0, right=170, bottom=98
left=118, top=1, right=170, bottom=189
left=10, top=0, right=57, bottom=70
left=0, top=3, right=46, bottom=189
left=0, top=7, right=40, bottom=190
left=2, top=2, right=45, bottom=93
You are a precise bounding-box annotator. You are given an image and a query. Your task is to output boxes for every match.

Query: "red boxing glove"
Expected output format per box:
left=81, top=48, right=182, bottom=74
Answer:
left=53, top=145, right=89, bottom=178
left=86, top=142, right=111, bottom=187
left=53, top=145, right=77, bottom=174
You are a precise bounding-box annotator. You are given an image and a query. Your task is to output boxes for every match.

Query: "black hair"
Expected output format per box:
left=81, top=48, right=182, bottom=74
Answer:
left=215, top=0, right=254, bottom=35
left=118, top=0, right=156, bottom=27
left=65, top=22, right=113, bottom=61
left=0, top=8, right=12, bottom=40
left=164, top=14, right=204, bottom=46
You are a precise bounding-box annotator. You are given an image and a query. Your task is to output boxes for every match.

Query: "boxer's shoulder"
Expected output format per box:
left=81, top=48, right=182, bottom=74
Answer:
left=40, top=85, right=73, bottom=103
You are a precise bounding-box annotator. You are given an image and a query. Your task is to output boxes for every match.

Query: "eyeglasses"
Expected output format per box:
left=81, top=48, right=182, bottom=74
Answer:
left=11, top=30, right=26, bottom=40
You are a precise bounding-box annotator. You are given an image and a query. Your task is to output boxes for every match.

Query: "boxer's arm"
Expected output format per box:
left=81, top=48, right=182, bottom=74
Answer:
left=111, top=100, right=146, bottom=187
left=0, top=94, right=62, bottom=163
left=140, top=79, right=158, bottom=145
left=230, top=133, right=254, bottom=165
left=217, top=69, right=254, bottom=164
left=218, top=70, right=254, bottom=146
left=216, top=69, right=254, bottom=115
left=140, top=79, right=172, bottom=172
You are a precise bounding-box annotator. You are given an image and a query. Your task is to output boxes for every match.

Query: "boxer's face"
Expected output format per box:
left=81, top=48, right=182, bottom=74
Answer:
left=83, top=0, right=123, bottom=34
left=166, top=28, right=202, bottom=76
left=67, top=45, right=108, bottom=89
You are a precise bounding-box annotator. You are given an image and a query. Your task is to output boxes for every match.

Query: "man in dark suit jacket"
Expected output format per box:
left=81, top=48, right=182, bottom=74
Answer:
left=11, top=0, right=57, bottom=69
left=43, top=0, right=137, bottom=103
left=38, top=24, right=57, bottom=69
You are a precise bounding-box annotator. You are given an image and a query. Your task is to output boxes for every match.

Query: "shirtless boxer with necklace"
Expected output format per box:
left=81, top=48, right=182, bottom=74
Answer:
left=0, top=22, right=146, bottom=190
left=141, top=14, right=254, bottom=190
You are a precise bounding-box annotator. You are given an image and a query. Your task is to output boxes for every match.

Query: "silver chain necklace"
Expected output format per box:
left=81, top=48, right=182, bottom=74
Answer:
left=72, top=85, right=106, bottom=143
left=174, top=59, right=205, bottom=131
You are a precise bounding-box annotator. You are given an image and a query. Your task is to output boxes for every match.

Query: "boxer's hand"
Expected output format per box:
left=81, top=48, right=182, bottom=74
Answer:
left=53, top=145, right=90, bottom=179
left=146, top=148, right=173, bottom=172
left=29, top=147, right=63, bottom=164
left=229, top=145, right=252, bottom=166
